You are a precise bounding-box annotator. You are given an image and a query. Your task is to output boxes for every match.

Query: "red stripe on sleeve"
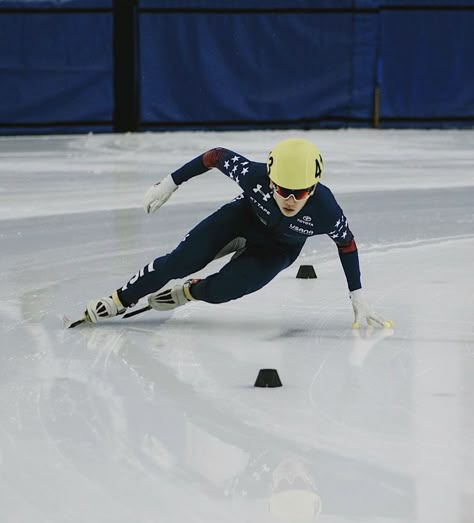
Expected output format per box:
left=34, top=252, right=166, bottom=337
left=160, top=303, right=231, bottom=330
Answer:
left=338, top=239, right=357, bottom=254
left=202, top=148, right=224, bottom=169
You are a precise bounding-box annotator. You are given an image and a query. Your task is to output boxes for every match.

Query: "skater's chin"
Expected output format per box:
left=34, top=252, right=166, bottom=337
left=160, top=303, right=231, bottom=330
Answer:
left=280, top=207, right=298, bottom=217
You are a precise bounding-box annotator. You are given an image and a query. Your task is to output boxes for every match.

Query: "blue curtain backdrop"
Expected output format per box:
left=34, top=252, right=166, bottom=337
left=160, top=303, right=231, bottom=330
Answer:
left=140, top=11, right=354, bottom=126
left=0, top=0, right=473, bottom=133
left=139, top=0, right=474, bottom=128
left=379, top=9, right=474, bottom=123
left=0, top=1, right=113, bottom=134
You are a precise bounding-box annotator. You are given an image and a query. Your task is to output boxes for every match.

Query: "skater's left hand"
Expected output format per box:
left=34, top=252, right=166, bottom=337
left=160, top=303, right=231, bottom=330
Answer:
left=349, top=289, right=393, bottom=329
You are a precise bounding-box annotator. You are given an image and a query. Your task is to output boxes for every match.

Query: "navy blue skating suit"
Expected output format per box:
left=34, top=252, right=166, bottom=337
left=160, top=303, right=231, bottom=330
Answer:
left=117, top=148, right=361, bottom=307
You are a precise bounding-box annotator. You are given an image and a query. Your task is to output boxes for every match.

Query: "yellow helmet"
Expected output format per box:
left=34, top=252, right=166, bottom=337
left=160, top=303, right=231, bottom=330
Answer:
left=267, top=138, right=324, bottom=189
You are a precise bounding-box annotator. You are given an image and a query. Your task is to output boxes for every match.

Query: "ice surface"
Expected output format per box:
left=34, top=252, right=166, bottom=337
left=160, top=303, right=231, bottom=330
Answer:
left=0, top=130, right=473, bottom=523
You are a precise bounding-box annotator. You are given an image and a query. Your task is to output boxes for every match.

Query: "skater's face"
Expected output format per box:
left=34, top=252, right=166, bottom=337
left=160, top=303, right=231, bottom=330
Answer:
left=269, top=181, right=313, bottom=217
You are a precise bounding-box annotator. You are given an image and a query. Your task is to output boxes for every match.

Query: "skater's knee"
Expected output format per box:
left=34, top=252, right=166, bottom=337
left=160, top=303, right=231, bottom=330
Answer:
left=191, top=274, right=255, bottom=304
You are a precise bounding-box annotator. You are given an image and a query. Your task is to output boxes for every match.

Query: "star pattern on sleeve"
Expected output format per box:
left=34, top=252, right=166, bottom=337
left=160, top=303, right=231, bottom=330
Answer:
left=328, top=215, right=350, bottom=240
left=221, top=153, right=251, bottom=183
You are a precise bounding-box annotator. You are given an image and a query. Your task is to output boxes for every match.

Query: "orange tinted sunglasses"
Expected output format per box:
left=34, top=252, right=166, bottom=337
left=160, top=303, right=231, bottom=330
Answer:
left=273, top=184, right=315, bottom=201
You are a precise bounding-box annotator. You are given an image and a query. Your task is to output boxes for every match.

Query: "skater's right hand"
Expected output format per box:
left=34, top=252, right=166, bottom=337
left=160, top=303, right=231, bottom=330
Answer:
left=143, top=175, right=178, bottom=214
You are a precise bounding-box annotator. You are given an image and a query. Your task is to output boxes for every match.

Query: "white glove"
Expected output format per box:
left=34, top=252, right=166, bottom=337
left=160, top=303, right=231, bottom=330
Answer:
left=349, top=289, right=393, bottom=329
left=143, top=175, right=178, bottom=214
left=148, top=279, right=197, bottom=311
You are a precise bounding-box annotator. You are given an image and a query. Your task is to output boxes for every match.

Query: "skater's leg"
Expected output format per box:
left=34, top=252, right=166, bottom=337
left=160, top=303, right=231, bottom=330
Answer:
left=118, top=199, right=252, bottom=306
left=191, top=245, right=302, bottom=304
left=214, top=237, right=247, bottom=260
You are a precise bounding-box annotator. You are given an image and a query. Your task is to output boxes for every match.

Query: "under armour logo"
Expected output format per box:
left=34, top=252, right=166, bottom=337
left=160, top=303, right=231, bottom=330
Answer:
left=253, top=184, right=271, bottom=201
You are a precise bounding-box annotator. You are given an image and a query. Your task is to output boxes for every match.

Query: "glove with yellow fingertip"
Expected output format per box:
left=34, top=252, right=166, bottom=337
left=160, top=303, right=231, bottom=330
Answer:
left=349, top=289, right=393, bottom=330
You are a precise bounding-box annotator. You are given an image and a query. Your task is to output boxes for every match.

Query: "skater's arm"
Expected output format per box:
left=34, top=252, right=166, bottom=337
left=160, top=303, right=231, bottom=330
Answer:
left=321, top=193, right=361, bottom=292
left=143, top=149, right=225, bottom=214
left=333, top=230, right=392, bottom=328
left=169, top=152, right=215, bottom=185
left=171, top=148, right=250, bottom=185
left=326, top=203, right=392, bottom=329
left=144, top=148, right=252, bottom=213
left=328, top=216, right=361, bottom=292
left=336, top=237, right=361, bottom=292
